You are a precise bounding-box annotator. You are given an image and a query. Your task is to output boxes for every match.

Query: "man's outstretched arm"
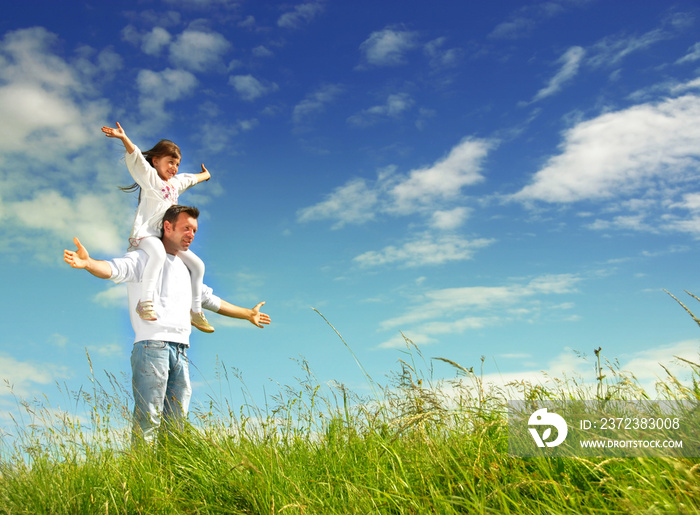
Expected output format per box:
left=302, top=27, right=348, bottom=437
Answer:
left=63, top=237, right=112, bottom=279
left=216, top=300, right=271, bottom=328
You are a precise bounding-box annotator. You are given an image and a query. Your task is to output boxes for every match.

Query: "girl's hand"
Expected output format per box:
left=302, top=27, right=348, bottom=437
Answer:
left=198, top=164, right=211, bottom=183
left=101, top=122, right=126, bottom=140
left=101, top=122, right=135, bottom=154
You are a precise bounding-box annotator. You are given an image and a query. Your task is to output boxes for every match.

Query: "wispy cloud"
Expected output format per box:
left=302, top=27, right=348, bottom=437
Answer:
left=0, top=353, right=71, bottom=397
left=278, top=0, right=325, bottom=29
left=347, top=92, right=414, bottom=127
left=676, top=42, right=700, bottom=64
left=354, top=233, right=494, bottom=268
left=378, top=273, right=582, bottom=348
left=424, top=37, right=464, bottom=69
left=358, top=26, right=419, bottom=68
left=488, top=1, right=568, bottom=40
left=229, top=74, right=279, bottom=101
left=529, top=46, right=585, bottom=103
left=297, top=138, right=494, bottom=228
left=587, top=27, right=673, bottom=68
left=293, top=83, right=344, bottom=125
left=450, top=340, right=700, bottom=399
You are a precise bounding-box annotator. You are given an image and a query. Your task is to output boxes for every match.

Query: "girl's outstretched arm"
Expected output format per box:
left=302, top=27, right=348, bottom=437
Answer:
left=102, top=122, right=136, bottom=154
left=195, top=163, right=211, bottom=184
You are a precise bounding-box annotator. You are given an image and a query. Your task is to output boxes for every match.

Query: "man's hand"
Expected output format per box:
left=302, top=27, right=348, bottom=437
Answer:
left=63, top=237, right=113, bottom=279
left=64, top=237, right=90, bottom=269
left=216, top=300, right=271, bottom=328
left=250, top=301, right=271, bottom=328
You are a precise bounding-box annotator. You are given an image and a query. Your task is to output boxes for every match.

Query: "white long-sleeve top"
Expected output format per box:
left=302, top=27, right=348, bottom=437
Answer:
left=108, top=250, right=222, bottom=346
left=125, top=147, right=199, bottom=241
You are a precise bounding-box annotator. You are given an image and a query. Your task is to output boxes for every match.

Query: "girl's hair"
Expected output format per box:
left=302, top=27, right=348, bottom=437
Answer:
left=120, top=139, right=182, bottom=195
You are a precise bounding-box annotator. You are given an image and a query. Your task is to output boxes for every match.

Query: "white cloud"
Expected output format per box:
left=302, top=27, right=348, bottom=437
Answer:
left=388, top=138, right=491, bottom=214
left=194, top=118, right=259, bottom=153
left=512, top=94, right=700, bottom=204
left=354, top=233, right=494, bottom=268
left=169, top=29, right=230, bottom=71
left=676, top=42, right=700, bottom=64
left=383, top=273, right=581, bottom=330
left=587, top=27, right=671, bottom=69
left=424, top=37, right=463, bottom=69
left=298, top=138, right=493, bottom=228
left=430, top=207, right=471, bottom=230
left=671, top=193, right=700, bottom=212
left=278, top=1, right=325, bottom=29
left=377, top=273, right=582, bottom=347
left=671, top=77, right=700, bottom=94
left=530, top=46, right=585, bottom=103
left=136, top=68, right=198, bottom=119
left=252, top=45, right=274, bottom=58
left=436, top=339, right=700, bottom=400
left=293, top=83, right=344, bottom=124
left=0, top=28, right=106, bottom=154
left=229, top=74, right=279, bottom=101
left=94, top=284, right=128, bottom=307
left=14, top=190, right=128, bottom=254
left=142, top=27, right=172, bottom=56
left=358, top=26, right=419, bottom=67
left=0, top=353, right=71, bottom=398
left=297, top=178, right=378, bottom=229
left=347, top=92, right=414, bottom=127
left=0, top=28, right=129, bottom=257
left=488, top=2, right=566, bottom=40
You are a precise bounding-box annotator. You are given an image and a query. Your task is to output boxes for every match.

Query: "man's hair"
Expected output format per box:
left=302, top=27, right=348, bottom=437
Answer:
left=162, top=205, right=200, bottom=230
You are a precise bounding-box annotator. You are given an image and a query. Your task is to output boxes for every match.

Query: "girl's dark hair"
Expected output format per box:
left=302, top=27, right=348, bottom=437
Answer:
left=120, top=139, right=182, bottom=195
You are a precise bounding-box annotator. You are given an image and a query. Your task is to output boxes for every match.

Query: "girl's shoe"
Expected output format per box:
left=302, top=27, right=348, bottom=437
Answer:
left=136, top=300, right=157, bottom=321
left=191, top=311, right=215, bottom=333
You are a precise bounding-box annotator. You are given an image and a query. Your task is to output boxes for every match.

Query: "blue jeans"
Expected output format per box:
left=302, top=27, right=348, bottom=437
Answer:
left=131, top=340, right=192, bottom=445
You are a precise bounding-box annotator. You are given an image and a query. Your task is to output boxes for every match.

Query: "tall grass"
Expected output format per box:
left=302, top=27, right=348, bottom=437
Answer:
left=1, top=303, right=699, bottom=514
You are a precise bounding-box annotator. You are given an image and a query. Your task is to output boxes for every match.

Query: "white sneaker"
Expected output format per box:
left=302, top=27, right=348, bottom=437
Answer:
left=136, top=300, right=157, bottom=321
left=191, top=311, right=215, bottom=333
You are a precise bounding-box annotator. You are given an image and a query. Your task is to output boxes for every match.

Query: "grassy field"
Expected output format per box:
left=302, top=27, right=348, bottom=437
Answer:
left=1, top=308, right=699, bottom=514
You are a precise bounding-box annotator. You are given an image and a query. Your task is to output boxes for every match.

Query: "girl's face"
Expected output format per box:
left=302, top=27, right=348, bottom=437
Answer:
left=152, top=154, right=181, bottom=181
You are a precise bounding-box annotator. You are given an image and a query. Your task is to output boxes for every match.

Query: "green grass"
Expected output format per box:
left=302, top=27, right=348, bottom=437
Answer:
left=1, top=307, right=700, bottom=514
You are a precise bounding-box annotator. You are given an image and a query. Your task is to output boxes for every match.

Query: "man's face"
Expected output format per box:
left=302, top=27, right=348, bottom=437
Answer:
left=162, top=213, right=198, bottom=254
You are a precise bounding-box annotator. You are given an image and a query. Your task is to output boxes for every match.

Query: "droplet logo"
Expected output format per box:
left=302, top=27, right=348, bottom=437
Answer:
left=528, top=408, right=568, bottom=448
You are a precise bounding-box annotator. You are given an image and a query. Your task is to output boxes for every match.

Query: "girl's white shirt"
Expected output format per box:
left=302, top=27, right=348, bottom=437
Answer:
left=125, top=146, right=199, bottom=242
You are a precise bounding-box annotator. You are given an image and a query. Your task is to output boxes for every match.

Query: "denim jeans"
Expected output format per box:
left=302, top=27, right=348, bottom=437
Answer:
left=131, top=340, right=191, bottom=445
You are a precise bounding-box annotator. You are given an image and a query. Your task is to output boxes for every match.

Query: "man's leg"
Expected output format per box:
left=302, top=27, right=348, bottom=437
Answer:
left=131, top=340, right=170, bottom=445
left=162, top=344, right=192, bottom=435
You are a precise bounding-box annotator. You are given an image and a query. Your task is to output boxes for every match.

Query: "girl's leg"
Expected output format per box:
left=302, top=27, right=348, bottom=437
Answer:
left=178, top=249, right=205, bottom=312
left=179, top=249, right=214, bottom=333
left=138, top=237, right=167, bottom=319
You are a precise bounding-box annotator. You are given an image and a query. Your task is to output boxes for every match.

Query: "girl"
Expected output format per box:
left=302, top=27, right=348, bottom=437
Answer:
left=102, top=122, right=214, bottom=333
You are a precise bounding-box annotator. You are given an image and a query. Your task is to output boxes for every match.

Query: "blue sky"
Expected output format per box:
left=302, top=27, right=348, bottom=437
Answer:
left=3, top=0, right=700, bottom=435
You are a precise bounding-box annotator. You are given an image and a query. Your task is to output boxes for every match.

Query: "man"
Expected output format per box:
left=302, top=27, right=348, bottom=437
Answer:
left=63, top=205, right=271, bottom=443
